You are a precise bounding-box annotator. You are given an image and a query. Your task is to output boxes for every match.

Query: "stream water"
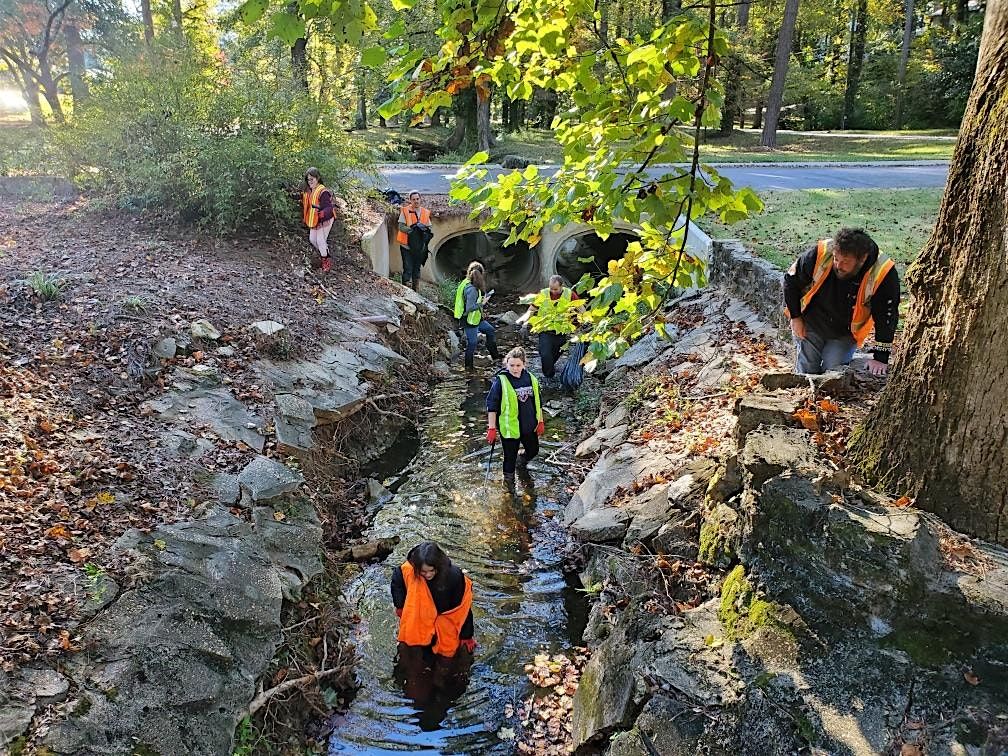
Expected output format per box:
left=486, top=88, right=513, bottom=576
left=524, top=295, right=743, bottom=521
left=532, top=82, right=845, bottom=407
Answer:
left=327, top=352, right=587, bottom=755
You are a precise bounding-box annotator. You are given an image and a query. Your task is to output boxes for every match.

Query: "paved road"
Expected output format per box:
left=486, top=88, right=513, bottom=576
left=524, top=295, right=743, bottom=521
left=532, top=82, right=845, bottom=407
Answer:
left=378, top=161, right=949, bottom=195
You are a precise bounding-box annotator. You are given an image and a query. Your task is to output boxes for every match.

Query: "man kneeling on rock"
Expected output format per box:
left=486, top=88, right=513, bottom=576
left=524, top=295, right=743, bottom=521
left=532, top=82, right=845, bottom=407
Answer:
left=783, top=227, right=900, bottom=376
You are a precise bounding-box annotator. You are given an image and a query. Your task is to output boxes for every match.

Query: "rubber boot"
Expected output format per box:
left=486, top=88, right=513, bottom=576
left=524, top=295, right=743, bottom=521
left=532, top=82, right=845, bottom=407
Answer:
left=410, top=279, right=419, bottom=292
left=503, top=473, right=516, bottom=492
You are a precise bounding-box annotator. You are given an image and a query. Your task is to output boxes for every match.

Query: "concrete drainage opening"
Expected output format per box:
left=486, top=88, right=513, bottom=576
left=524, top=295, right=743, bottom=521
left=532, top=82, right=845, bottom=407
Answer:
left=553, top=231, right=640, bottom=284
left=432, top=231, right=541, bottom=291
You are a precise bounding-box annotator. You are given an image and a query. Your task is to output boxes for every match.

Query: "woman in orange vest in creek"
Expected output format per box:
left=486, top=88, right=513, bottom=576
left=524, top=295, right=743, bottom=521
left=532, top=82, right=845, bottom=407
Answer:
left=302, top=167, right=336, bottom=273
left=391, top=541, right=475, bottom=657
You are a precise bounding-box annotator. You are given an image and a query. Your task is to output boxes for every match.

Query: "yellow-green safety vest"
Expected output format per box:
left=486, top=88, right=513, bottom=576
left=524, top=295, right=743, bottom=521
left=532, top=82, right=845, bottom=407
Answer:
left=454, top=280, right=481, bottom=326
left=498, top=372, right=543, bottom=439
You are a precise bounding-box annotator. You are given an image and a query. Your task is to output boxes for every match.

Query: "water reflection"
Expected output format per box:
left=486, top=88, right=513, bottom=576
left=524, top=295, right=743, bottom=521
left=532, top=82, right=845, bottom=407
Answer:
left=328, top=354, right=581, bottom=755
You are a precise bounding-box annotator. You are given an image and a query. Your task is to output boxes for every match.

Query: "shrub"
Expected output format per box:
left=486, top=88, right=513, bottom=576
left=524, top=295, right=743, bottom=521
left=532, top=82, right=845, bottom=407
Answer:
left=27, top=271, right=65, bottom=300
left=55, top=52, right=376, bottom=235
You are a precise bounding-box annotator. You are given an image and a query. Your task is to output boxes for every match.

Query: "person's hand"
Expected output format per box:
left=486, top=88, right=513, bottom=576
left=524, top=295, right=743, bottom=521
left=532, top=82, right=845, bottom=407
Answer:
left=790, top=317, right=807, bottom=340
left=535, top=420, right=545, bottom=436
left=460, top=638, right=476, bottom=653
left=519, top=323, right=530, bottom=341
left=395, top=607, right=403, bottom=618
left=487, top=427, right=498, bottom=443
left=865, top=359, right=888, bottom=376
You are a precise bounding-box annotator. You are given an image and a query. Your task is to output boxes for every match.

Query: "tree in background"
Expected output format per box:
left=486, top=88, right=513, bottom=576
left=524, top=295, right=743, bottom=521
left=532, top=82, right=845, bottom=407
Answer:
left=851, top=0, right=1008, bottom=546
left=761, top=0, right=799, bottom=146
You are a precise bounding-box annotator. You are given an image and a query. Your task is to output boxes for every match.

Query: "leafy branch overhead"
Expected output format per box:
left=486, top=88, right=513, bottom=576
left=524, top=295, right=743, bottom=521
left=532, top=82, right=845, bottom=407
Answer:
left=235, top=0, right=378, bottom=45
left=376, top=0, right=762, bottom=362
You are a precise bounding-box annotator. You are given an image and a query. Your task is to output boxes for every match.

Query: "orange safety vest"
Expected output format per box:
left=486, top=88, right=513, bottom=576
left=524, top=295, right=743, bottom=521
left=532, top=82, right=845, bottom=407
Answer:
left=396, top=207, right=431, bottom=247
left=786, top=239, right=895, bottom=347
left=302, top=184, right=328, bottom=228
left=397, top=561, right=473, bottom=657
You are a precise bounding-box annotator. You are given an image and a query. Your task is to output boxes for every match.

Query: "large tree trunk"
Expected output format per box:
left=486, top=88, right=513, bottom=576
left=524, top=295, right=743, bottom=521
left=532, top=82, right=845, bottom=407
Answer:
left=850, top=0, right=1008, bottom=546
left=8, top=61, right=44, bottom=125
left=65, top=22, right=88, bottom=105
left=894, top=0, right=915, bottom=128
left=444, top=88, right=477, bottom=151
left=36, top=62, right=64, bottom=122
left=476, top=91, right=496, bottom=151
left=841, top=0, right=869, bottom=128
left=171, top=0, right=184, bottom=32
left=752, top=98, right=764, bottom=129
left=719, top=0, right=752, bottom=136
left=291, top=37, right=308, bottom=91
left=761, top=0, right=799, bottom=147
left=141, top=0, right=155, bottom=44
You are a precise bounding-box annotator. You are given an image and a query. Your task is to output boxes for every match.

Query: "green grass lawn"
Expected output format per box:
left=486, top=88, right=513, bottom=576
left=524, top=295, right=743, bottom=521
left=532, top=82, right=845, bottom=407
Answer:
left=355, top=125, right=957, bottom=165
left=696, top=129, right=956, bottom=163
left=701, top=187, right=943, bottom=270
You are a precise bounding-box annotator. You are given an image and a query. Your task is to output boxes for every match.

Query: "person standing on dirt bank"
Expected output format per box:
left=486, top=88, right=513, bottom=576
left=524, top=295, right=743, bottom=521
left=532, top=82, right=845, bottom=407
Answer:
left=302, top=168, right=336, bottom=273
left=486, top=346, right=545, bottom=489
left=517, top=274, right=580, bottom=387
left=397, top=191, right=432, bottom=291
left=454, top=261, right=500, bottom=371
left=392, top=541, right=476, bottom=657
left=783, top=227, right=899, bottom=376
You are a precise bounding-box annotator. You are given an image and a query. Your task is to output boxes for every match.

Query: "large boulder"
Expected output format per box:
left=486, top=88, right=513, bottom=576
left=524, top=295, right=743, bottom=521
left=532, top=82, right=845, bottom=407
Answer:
left=564, top=445, right=679, bottom=524
left=733, top=392, right=802, bottom=442
left=572, top=507, right=631, bottom=544
left=46, top=503, right=323, bottom=756
left=739, top=426, right=819, bottom=490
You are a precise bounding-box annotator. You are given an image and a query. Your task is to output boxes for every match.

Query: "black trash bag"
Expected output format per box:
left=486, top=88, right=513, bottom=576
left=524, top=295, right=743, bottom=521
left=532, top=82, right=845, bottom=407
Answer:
left=559, top=340, right=588, bottom=391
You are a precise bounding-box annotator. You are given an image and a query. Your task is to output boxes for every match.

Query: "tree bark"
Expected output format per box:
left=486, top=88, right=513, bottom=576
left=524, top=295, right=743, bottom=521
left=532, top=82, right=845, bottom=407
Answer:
left=752, top=98, right=764, bottom=129
left=841, top=0, right=869, bottom=129
left=142, top=0, right=155, bottom=44
left=719, top=0, right=752, bottom=136
left=444, top=88, right=477, bottom=151
left=850, top=0, right=1008, bottom=546
left=171, top=0, right=184, bottom=32
left=291, top=37, right=308, bottom=91
left=761, top=0, right=799, bottom=147
left=65, top=21, right=88, bottom=105
left=5, top=59, right=44, bottom=125
left=355, top=73, right=367, bottom=129
left=477, top=90, right=496, bottom=151
left=894, top=0, right=915, bottom=127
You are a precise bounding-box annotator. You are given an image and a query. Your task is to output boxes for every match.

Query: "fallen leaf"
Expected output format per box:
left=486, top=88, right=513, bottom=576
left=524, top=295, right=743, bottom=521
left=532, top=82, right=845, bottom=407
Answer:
left=273, top=511, right=286, bottom=521
left=893, top=495, right=912, bottom=508
left=68, top=547, right=91, bottom=564
left=963, top=670, right=980, bottom=685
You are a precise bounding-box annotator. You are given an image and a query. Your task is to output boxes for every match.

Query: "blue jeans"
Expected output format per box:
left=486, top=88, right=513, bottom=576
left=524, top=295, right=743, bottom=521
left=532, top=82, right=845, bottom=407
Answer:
left=795, top=329, right=856, bottom=374
left=463, top=321, right=498, bottom=367
left=400, top=246, right=422, bottom=285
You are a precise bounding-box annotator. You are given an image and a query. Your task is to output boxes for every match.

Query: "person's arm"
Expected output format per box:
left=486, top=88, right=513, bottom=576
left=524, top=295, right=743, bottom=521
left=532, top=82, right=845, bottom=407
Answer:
left=783, top=244, right=818, bottom=337
left=398, top=209, right=411, bottom=234
left=486, top=378, right=501, bottom=440
left=867, top=266, right=901, bottom=368
left=316, top=189, right=335, bottom=223
left=464, top=284, right=482, bottom=315
left=391, top=565, right=406, bottom=616
left=460, top=608, right=474, bottom=641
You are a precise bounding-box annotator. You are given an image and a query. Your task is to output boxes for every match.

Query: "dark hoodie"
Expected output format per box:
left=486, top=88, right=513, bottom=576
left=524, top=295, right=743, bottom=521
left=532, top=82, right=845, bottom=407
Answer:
left=486, top=368, right=538, bottom=435
left=783, top=242, right=901, bottom=363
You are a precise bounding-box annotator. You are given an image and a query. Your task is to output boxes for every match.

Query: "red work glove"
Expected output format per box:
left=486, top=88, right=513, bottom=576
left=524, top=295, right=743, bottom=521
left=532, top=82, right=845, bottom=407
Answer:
left=487, top=427, right=497, bottom=443
left=535, top=420, right=545, bottom=436
left=460, top=638, right=476, bottom=653
left=395, top=607, right=402, bottom=618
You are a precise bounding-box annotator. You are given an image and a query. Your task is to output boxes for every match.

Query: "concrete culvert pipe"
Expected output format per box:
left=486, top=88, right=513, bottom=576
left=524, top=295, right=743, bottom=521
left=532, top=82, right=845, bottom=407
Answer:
left=552, top=231, right=640, bottom=285
left=432, top=231, right=541, bottom=291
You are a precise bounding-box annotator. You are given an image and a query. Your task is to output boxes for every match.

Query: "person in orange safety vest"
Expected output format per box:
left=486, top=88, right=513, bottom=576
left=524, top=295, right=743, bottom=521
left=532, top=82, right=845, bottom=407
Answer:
left=397, top=191, right=432, bottom=291
left=302, top=167, right=336, bottom=273
left=391, top=541, right=475, bottom=657
left=783, top=227, right=900, bottom=377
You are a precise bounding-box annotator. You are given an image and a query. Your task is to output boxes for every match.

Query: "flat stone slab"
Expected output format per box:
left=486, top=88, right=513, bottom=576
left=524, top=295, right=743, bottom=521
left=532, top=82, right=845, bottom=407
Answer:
left=565, top=444, right=679, bottom=524
left=572, top=507, right=630, bottom=543
left=734, top=391, right=802, bottom=442
left=576, top=424, right=629, bottom=457
left=237, top=456, right=303, bottom=502
left=147, top=387, right=266, bottom=453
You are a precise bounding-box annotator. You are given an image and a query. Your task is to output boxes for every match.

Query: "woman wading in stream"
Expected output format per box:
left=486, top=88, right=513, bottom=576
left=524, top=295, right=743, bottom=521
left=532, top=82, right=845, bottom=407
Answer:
left=391, top=542, right=476, bottom=729
left=453, top=261, right=500, bottom=371
left=486, top=346, right=545, bottom=489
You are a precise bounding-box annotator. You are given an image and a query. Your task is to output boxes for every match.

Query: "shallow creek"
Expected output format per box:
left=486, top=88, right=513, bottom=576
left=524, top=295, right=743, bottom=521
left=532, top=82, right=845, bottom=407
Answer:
left=328, top=356, right=587, bottom=755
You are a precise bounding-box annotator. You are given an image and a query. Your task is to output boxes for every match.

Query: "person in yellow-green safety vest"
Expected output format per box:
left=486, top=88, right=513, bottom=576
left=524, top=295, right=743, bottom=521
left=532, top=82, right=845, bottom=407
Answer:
left=485, top=346, right=545, bottom=488
left=453, top=261, right=499, bottom=371
left=517, top=274, right=581, bottom=387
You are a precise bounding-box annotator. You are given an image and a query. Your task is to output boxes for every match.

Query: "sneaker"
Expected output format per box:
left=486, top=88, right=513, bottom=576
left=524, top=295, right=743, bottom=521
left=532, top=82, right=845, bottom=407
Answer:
left=321, top=256, right=332, bottom=273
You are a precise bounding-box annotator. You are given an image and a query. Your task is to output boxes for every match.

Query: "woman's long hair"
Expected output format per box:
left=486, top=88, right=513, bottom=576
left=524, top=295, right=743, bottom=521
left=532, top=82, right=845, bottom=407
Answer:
left=466, top=261, right=486, bottom=293
left=303, top=166, right=323, bottom=193
left=407, top=541, right=452, bottom=587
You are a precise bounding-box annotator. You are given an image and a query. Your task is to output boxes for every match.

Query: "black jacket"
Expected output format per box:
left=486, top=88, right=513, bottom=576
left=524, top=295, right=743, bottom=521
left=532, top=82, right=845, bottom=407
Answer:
left=487, top=369, right=539, bottom=436
left=391, top=563, right=474, bottom=640
left=783, top=242, right=900, bottom=363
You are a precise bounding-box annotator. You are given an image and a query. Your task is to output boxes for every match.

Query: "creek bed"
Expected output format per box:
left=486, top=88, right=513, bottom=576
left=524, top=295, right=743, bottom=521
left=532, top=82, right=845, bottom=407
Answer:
left=328, top=358, right=586, bottom=755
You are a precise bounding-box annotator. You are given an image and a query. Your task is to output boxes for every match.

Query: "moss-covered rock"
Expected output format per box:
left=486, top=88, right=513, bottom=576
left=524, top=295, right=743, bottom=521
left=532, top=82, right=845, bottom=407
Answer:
left=718, top=565, right=781, bottom=639
left=698, top=502, right=741, bottom=568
